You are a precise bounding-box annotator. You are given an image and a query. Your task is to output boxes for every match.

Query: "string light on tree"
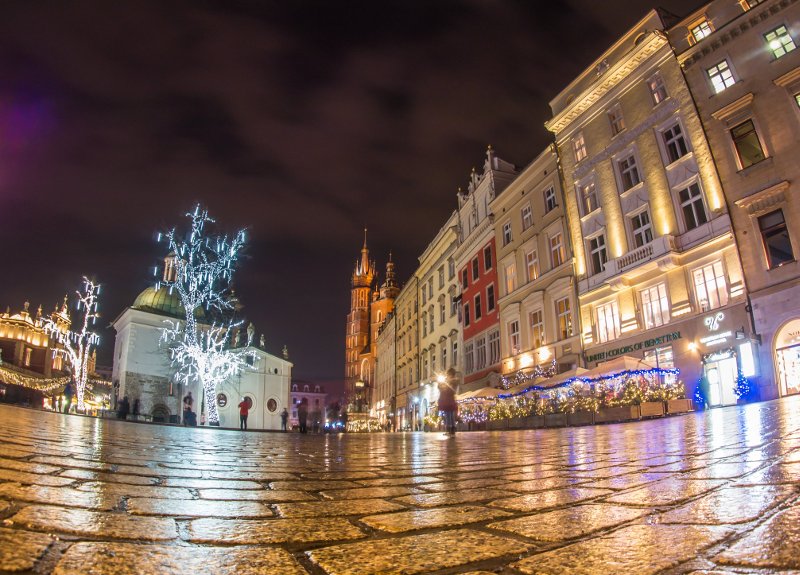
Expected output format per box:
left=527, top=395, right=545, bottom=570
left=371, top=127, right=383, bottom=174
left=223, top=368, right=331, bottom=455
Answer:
left=43, top=277, right=101, bottom=411
left=158, top=205, right=255, bottom=426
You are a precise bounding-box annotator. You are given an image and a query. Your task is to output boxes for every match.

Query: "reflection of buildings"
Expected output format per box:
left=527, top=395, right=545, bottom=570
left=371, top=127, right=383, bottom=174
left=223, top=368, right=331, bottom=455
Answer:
left=668, top=0, right=800, bottom=400
left=289, top=381, right=327, bottom=429
left=112, top=255, right=291, bottom=428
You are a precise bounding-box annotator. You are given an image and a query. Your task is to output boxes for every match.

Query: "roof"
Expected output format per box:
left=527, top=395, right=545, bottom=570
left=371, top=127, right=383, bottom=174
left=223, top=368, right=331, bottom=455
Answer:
left=131, top=286, right=204, bottom=319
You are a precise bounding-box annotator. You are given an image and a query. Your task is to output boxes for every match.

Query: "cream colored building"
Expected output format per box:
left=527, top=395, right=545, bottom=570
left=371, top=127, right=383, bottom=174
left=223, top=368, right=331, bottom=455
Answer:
left=374, top=309, right=396, bottom=428
left=393, top=280, right=419, bottom=430
left=669, top=0, right=800, bottom=400
left=490, top=145, right=581, bottom=378
left=546, top=10, right=754, bottom=406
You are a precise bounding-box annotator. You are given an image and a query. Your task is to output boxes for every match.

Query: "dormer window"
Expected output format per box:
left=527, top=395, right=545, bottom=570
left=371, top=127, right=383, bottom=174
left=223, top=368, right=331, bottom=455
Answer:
left=690, top=19, right=713, bottom=44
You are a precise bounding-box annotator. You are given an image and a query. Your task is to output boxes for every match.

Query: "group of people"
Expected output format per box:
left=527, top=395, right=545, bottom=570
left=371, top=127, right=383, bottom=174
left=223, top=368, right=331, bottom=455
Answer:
left=116, top=396, right=140, bottom=420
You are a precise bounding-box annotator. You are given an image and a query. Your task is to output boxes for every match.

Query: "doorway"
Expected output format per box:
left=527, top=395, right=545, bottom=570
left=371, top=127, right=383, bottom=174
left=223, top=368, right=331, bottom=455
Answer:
left=704, top=352, right=738, bottom=406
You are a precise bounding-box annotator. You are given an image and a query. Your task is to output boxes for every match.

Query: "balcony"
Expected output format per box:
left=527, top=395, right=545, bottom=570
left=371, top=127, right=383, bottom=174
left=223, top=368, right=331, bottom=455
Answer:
left=581, top=234, right=678, bottom=293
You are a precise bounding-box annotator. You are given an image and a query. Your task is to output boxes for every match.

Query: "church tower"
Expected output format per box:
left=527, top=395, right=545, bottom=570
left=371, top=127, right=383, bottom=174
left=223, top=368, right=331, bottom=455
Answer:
left=345, top=230, right=375, bottom=408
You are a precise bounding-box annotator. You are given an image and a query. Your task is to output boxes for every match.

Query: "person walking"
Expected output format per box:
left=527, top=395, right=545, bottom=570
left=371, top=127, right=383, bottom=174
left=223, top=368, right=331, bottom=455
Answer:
left=63, top=381, right=74, bottom=414
left=280, top=408, right=289, bottom=432
left=238, top=397, right=250, bottom=430
left=298, top=398, right=308, bottom=434
left=183, top=391, right=195, bottom=426
left=438, top=367, right=458, bottom=435
left=117, top=396, right=130, bottom=420
left=132, top=398, right=140, bottom=420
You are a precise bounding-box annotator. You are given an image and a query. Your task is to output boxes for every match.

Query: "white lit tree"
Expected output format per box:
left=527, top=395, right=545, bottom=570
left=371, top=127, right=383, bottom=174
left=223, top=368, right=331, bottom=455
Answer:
left=158, top=205, right=254, bottom=425
left=44, top=277, right=101, bottom=412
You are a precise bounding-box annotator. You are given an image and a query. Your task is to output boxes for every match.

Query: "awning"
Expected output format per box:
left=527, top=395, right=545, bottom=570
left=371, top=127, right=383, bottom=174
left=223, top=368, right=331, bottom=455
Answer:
left=581, top=355, right=656, bottom=380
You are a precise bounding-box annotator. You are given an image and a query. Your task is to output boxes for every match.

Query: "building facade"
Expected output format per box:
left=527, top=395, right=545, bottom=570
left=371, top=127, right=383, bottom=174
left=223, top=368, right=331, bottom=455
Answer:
left=393, top=279, right=419, bottom=430
left=669, top=0, right=800, bottom=400
left=374, top=310, right=395, bottom=429
left=491, top=145, right=581, bottom=380
left=289, top=382, right=327, bottom=430
left=547, top=10, right=754, bottom=406
left=454, top=147, right=519, bottom=392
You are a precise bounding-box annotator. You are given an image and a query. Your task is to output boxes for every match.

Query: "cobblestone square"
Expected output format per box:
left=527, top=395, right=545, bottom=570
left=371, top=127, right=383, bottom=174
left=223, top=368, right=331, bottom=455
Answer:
left=0, top=398, right=798, bottom=574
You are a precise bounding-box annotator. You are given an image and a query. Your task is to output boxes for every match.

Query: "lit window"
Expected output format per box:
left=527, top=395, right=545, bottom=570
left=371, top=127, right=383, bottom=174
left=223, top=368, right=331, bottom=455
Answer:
left=691, top=20, right=713, bottom=43
left=693, top=261, right=729, bottom=311
left=504, top=262, right=517, bottom=295
left=573, top=132, right=587, bottom=162
left=521, top=204, right=533, bottom=231
left=648, top=74, right=668, bottom=105
left=484, top=245, right=492, bottom=271
left=759, top=209, right=795, bottom=268
left=472, top=257, right=480, bottom=280
left=588, top=234, right=608, bottom=275
left=525, top=249, right=540, bottom=282
left=641, top=283, right=670, bottom=329
left=765, top=25, right=795, bottom=59
left=544, top=187, right=558, bottom=212
left=508, top=320, right=521, bottom=355
left=744, top=0, right=764, bottom=8
left=475, top=337, right=486, bottom=370
left=529, top=309, right=545, bottom=349
left=579, top=181, right=598, bottom=216
left=550, top=232, right=565, bottom=268
left=679, top=183, right=709, bottom=231
left=555, top=297, right=573, bottom=340
left=707, top=60, right=735, bottom=94
left=731, top=119, right=766, bottom=169
left=502, top=222, right=513, bottom=246
left=474, top=294, right=482, bottom=321
left=795, top=93, right=800, bottom=107
left=608, top=104, right=625, bottom=135
left=24, top=348, right=32, bottom=367
left=487, top=284, right=495, bottom=311
left=618, top=154, right=641, bottom=191
left=663, top=123, right=689, bottom=164
left=488, top=329, right=500, bottom=365
left=596, top=300, right=621, bottom=343
left=631, top=210, right=653, bottom=248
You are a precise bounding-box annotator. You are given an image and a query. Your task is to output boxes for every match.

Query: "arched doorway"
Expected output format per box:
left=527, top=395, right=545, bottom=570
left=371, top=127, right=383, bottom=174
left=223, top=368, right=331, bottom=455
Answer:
left=774, top=319, right=800, bottom=397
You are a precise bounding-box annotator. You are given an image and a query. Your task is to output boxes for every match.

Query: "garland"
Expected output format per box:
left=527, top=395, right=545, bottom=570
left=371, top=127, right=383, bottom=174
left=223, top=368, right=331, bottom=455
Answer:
left=500, top=359, right=558, bottom=390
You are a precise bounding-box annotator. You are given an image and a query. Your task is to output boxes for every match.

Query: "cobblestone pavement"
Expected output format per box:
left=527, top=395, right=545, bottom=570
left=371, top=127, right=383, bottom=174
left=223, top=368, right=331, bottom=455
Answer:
left=0, top=398, right=798, bottom=575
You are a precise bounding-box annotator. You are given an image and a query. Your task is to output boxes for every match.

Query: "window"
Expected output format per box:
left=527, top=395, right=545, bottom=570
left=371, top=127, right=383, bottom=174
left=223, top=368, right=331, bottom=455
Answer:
left=648, top=74, right=668, bottom=105
left=596, top=301, right=621, bottom=343
left=521, top=204, right=533, bottom=231
left=618, top=153, right=641, bottom=190
left=450, top=295, right=458, bottom=317
left=422, top=312, right=427, bottom=336
left=472, top=257, right=480, bottom=280
left=488, top=329, right=500, bottom=365
left=439, top=300, right=446, bottom=324
left=744, top=0, right=764, bottom=8
left=707, top=60, right=735, bottom=94
left=475, top=336, right=487, bottom=370
left=441, top=345, right=447, bottom=370
left=550, top=232, right=565, bottom=268
left=487, top=284, right=495, bottom=311
left=24, top=348, right=32, bottom=367
left=556, top=297, right=573, bottom=340
left=759, top=209, right=794, bottom=268
left=474, top=294, right=482, bottom=321
left=483, top=245, right=492, bottom=271
left=428, top=278, right=433, bottom=299
left=641, top=283, right=670, bottom=329
left=663, top=123, right=689, bottom=164
left=588, top=234, right=608, bottom=275
left=423, top=354, right=429, bottom=378
left=631, top=210, right=653, bottom=248
left=525, top=249, right=540, bottom=282
left=429, top=306, right=434, bottom=333
left=448, top=258, right=455, bottom=279
left=544, top=187, right=558, bottom=212
left=579, top=181, right=598, bottom=215
left=573, top=132, right=587, bottom=162
left=508, top=320, right=521, bottom=355
left=795, top=93, right=800, bottom=107
left=608, top=104, right=625, bottom=135
left=465, top=341, right=474, bottom=374
left=690, top=20, right=713, bottom=43
left=731, top=119, right=765, bottom=169
left=461, top=269, right=469, bottom=290
left=765, top=25, right=796, bottom=59
left=693, top=261, right=729, bottom=311
left=502, top=222, right=513, bottom=246
left=679, top=183, right=709, bottom=231
left=463, top=304, right=470, bottom=327
left=504, top=261, right=517, bottom=295
left=431, top=346, right=436, bottom=373
left=529, top=309, right=545, bottom=349
left=438, top=266, right=445, bottom=288
left=452, top=339, right=458, bottom=369
left=421, top=285, right=427, bottom=305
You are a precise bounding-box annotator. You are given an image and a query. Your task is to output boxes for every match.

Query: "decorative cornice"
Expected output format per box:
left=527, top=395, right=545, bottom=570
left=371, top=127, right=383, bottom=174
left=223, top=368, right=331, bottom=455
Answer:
left=711, top=92, right=755, bottom=121
left=734, top=180, right=790, bottom=214
left=774, top=65, right=800, bottom=87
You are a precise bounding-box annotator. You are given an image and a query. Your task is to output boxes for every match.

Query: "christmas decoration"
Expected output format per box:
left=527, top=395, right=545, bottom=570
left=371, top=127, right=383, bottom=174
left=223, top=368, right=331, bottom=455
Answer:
left=500, top=359, right=558, bottom=390
left=734, top=371, right=752, bottom=400
left=43, top=277, right=101, bottom=411
left=158, top=206, right=255, bottom=426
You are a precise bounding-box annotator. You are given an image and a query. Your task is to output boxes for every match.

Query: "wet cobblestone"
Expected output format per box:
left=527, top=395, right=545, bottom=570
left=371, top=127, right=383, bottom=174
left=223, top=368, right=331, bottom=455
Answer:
left=0, top=399, right=797, bottom=574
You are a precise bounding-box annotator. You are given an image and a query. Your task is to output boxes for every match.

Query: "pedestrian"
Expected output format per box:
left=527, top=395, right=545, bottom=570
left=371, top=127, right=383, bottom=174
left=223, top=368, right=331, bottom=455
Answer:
left=117, top=396, right=130, bottom=419
left=183, top=391, right=195, bottom=426
left=298, top=397, right=308, bottom=434
left=238, top=397, right=250, bottom=430
left=132, top=398, right=140, bottom=420
left=697, top=375, right=711, bottom=410
left=280, top=408, right=288, bottom=432
left=438, top=367, right=458, bottom=435
left=63, top=381, right=74, bottom=414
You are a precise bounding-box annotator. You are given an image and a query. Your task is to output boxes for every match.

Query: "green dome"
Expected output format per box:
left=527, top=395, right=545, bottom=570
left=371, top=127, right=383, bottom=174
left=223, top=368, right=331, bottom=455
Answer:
left=132, top=287, right=204, bottom=319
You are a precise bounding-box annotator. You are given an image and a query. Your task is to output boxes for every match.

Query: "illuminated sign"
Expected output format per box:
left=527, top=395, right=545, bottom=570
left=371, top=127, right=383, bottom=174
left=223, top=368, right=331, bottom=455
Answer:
left=587, top=331, right=682, bottom=363
left=704, top=311, right=725, bottom=331
left=700, top=330, right=732, bottom=346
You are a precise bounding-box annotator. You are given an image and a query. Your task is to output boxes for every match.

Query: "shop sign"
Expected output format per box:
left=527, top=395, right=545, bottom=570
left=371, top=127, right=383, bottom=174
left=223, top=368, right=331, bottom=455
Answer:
left=700, top=331, right=732, bottom=346
left=587, top=331, right=682, bottom=363
left=704, top=311, right=725, bottom=331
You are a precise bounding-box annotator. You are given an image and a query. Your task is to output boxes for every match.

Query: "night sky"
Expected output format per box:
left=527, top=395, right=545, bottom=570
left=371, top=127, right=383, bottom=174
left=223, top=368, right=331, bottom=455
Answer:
left=0, top=0, right=701, bottom=397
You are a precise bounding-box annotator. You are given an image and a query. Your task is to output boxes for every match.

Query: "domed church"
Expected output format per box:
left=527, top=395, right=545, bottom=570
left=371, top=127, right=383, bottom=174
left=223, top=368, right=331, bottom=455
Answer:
left=111, top=255, right=292, bottom=429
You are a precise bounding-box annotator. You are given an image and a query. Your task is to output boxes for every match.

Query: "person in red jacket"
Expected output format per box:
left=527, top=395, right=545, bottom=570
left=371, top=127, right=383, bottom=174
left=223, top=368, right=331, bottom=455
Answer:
left=438, top=367, right=458, bottom=435
left=238, top=398, right=250, bottom=430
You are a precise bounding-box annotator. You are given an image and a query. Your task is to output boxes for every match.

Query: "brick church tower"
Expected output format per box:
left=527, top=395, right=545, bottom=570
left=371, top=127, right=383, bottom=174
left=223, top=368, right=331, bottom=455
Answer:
left=345, top=231, right=375, bottom=410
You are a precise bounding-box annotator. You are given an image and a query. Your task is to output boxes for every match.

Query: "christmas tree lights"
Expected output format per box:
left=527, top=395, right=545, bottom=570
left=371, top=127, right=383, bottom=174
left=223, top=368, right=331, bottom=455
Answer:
left=158, top=206, right=255, bottom=426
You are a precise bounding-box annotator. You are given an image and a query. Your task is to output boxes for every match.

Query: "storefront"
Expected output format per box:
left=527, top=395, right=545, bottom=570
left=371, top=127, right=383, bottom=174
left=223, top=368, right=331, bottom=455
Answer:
left=774, top=318, right=800, bottom=397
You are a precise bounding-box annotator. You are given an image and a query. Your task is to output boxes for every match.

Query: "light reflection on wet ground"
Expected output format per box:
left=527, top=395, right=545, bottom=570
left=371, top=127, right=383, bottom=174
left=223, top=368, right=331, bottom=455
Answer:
left=0, top=397, right=797, bottom=574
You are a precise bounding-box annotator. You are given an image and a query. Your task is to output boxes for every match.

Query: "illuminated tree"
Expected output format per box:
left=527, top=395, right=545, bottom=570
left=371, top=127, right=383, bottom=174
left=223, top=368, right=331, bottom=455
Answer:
left=43, top=278, right=101, bottom=412
left=157, top=206, right=254, bottom=425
